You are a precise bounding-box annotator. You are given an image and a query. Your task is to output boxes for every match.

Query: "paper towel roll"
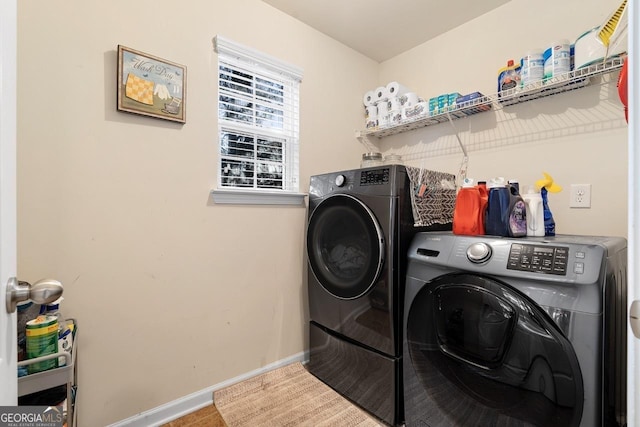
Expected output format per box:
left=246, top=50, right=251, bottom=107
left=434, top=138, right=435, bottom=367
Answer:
left=378, top=113, right=390, bottom=128
left=365, top=105, right=378, bottom=119
left=363, top=90, right=376, bottom=106
left=365, top=118, right=378, bottom=129
left=404, top=102, right=428, bottom=120
left=400, top=92, right=419, bottom=107
left=390, top=109, right=403, bottom=125
left=376, top=99, right=390, bottom=115
left=374, top=86, right=388, bottom=103
left=386, top=81, right=411, bottom=98
left=387, top=96, right=401, bottom=111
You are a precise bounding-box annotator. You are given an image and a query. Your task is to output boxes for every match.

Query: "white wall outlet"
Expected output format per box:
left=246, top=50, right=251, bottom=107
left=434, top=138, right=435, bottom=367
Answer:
left=570, top=184, right=591, bottom=208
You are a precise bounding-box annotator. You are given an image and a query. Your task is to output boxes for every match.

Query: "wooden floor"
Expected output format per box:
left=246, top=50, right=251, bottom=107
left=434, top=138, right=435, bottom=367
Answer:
left=161, top=404, right=227, bottom=427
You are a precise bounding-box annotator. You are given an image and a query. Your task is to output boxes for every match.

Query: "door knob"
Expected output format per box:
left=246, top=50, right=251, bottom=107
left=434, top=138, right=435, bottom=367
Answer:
left=5, top=277, right=63, bottom=313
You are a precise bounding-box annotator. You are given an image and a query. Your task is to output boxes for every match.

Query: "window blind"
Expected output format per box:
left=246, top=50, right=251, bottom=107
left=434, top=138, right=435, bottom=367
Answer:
left=215, top=36, right=301, bottom=193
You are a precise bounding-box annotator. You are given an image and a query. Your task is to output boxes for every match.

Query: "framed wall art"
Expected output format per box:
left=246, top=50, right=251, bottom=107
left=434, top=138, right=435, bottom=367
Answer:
left=117, top=45, right=186, bottom=123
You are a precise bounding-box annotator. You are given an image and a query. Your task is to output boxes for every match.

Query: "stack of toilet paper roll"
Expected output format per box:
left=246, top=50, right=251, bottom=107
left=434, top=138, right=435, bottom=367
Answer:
left=363, top=82, right=425, bottom=129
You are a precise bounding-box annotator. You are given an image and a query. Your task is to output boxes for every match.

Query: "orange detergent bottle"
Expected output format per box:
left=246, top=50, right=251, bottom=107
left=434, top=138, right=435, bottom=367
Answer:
left=453, top=178, right=488, bottom=235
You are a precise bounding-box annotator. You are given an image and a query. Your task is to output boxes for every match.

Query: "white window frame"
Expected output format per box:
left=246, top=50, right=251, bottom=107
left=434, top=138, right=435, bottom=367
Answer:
left=212, top=36, right=305, bottom=205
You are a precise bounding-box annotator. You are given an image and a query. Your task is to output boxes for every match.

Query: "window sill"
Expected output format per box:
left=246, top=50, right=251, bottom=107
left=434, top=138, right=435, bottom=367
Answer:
left=211, top=189, right=307, bottom=206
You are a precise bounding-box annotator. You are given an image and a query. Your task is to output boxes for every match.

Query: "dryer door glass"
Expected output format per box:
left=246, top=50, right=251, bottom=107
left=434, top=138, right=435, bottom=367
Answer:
left=405, top=273, right=584, bottom=427
left=307, top=194, right=384, bottom=299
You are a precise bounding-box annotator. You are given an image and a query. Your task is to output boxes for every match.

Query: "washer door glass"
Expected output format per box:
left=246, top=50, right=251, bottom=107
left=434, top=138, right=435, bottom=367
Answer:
left=406, top=273, right=584, bottom=426
left=307, top=194, right=384, bottom=299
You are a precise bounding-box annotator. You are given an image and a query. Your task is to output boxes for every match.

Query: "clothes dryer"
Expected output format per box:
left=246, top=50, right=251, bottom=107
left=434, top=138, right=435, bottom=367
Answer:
left=306, top=165, right=450, bottom=425
left=403, top=232, right=627, bottom=427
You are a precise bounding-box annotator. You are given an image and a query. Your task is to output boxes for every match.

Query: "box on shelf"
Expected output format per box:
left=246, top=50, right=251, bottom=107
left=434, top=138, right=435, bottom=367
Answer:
left=455, top=92, right=492, bottom=114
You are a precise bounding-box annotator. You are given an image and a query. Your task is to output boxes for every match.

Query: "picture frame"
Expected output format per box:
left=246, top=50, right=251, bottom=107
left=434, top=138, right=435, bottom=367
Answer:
left=117, top=45, right=186, bottom=123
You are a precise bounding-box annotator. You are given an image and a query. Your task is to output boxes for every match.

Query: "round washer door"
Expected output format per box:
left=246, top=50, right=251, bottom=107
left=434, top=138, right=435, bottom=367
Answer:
left=405, top=273, right=584, bottom=426
left=307, top=194, right=385, bottom=299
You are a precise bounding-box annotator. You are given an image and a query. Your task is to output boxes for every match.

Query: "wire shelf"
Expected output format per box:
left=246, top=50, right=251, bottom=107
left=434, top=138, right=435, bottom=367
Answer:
left=357, top=56, right=625, bottom=142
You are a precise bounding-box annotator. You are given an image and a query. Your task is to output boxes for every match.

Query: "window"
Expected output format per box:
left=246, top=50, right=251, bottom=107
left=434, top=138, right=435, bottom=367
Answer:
left=213, top=36, right=304, bottom=205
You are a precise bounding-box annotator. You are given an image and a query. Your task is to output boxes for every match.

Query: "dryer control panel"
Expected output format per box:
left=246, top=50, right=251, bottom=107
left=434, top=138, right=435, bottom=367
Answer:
left=359, top=168, right=390, bottom=186
left=507, top=243, right=569, bottom=275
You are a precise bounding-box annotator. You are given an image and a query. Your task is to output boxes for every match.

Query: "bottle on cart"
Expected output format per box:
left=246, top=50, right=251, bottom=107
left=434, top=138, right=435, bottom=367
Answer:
left=42, top=297, right=73, bottom=366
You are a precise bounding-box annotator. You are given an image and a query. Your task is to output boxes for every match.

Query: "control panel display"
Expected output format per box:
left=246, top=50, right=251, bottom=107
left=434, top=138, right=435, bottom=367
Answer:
left=507, top=243, right=569, bottom=275
left=360, top=168, right=390, bottom=186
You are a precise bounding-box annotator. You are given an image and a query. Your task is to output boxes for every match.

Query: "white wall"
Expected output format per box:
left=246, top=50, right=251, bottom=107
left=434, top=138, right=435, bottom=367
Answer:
left=376, top=0, right=628, bottom=238
left=16, top=1, right=377, bottom=425
left=16, top=0, right=628, bottom=425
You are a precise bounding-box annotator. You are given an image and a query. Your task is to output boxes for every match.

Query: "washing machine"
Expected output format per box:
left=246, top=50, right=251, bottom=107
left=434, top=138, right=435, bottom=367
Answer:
left=306, top=165, right=450, bottom=426
left=403, top=231, right=627, bottom=427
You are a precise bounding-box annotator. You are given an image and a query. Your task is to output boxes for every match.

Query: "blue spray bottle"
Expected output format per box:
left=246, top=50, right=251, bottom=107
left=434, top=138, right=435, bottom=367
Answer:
left=540, top=187, right=555, bottom=236
left=535, top=172, right=562, bottom=236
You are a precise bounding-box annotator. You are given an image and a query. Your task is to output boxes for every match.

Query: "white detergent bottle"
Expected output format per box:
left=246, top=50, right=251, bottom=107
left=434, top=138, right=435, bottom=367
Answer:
left=523, top=186, right=545, bottom=237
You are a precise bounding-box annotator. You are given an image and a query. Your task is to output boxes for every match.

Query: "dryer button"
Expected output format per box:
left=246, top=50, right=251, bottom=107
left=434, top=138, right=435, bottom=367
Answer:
left=467, top=242, right=492, bottom=263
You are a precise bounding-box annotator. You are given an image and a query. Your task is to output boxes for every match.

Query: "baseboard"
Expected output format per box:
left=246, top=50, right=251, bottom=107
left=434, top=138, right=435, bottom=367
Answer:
left=108, top=351, right=309, bottom=427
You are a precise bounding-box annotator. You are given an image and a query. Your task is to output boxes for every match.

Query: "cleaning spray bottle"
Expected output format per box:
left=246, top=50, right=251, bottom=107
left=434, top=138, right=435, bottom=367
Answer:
left=534, top=172, right=563, bottom=236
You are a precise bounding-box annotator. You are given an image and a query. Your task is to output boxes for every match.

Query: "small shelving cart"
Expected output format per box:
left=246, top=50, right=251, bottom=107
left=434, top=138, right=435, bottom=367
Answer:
left=18, top=318, right=78, bottom=427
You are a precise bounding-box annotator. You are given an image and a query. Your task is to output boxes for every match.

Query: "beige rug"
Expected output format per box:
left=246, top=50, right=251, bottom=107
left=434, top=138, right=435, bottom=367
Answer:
left=214, top=362, right=384, bottom=426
